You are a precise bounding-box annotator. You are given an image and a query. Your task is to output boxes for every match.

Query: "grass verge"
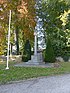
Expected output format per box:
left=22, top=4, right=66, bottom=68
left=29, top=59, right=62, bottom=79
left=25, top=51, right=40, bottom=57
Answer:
left=0, top=62, right=70, bottom=84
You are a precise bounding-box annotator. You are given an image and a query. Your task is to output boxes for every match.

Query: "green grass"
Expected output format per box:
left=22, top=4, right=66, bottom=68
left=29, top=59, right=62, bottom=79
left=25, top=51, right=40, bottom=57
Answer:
left=0, top=62, right=70, bottom=84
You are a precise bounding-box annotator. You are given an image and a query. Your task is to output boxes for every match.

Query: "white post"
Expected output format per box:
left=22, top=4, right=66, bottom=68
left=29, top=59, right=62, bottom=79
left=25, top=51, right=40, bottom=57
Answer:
left=6, top=10, right=11, bottom=70
left=34, top=32, right=37, bottom=55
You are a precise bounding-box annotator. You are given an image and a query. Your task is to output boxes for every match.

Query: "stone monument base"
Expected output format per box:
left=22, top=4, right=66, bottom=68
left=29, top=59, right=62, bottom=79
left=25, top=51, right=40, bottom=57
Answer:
left=25, top=53, right=44, bottom=65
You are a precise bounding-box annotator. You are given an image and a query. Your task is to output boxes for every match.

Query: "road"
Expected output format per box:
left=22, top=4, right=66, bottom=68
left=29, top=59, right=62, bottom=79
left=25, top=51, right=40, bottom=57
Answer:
left=0, top=74, right=70, bottom=93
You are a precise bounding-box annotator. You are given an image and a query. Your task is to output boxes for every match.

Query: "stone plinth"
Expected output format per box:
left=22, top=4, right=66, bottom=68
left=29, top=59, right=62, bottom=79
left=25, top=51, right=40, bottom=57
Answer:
left=23, top=31, right=44, bottom=65
left=25, top=53, right=44, bottom=65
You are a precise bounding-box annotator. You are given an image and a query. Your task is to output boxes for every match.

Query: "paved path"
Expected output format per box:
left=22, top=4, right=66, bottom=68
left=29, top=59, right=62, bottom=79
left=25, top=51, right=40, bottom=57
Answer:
left=0, top=74, right=70, bottom=93
left=14, top=62, right=55, bottom=68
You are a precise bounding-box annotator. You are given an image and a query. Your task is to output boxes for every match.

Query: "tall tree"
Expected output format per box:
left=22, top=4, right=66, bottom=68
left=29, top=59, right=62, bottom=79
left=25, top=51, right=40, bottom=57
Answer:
left=37, top=0, right=70, bottom=57
left=0, top=0, right=36, bottom=55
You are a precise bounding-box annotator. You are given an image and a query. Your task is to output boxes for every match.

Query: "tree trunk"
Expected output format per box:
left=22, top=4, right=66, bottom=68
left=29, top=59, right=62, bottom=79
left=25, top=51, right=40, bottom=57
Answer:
left=15, top=26, right=19, bottom=55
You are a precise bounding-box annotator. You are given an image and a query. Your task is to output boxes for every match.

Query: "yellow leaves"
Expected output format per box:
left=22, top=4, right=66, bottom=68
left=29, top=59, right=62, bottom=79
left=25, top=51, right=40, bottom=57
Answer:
left=0, top=26, right=6, bottom=55
left=23, top=30, right=34, bottom=42
left=0, top=0, right=36, bottom=54
left=0, top=34, right=5, bottom=55
left=68, top=10, right=70, bottom=13
left=60, top=9, right=70, bottom=26
left=0, top=0, right=7, bottom=4
left=17, top=0, right=36, bottom=43
left=17, top=0, right=28, bottom=18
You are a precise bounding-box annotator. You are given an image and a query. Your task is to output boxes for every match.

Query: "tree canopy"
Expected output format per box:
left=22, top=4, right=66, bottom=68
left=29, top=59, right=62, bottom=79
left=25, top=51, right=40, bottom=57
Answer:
left=36, top=0, right=70, bottom=60
left=0, top=0, right=36, bottom=55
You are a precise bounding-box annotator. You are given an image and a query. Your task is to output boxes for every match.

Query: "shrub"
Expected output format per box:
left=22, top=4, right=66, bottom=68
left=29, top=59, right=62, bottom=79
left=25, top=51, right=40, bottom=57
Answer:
left=43, top=37, right=55, bottom=63
left=22, top=53, right=29, bottom=62
left=22, top=40, right=31, bottom=62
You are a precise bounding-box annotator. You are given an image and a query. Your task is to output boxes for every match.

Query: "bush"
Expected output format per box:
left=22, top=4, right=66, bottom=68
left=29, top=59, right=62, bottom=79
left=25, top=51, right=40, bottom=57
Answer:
left=61, top=50, right=70, bottom=61
left=22, top=54, right=29, bottom=62
left=43, top=37, right=55, bottom=63
left=22, top=40, right=31, bottom=62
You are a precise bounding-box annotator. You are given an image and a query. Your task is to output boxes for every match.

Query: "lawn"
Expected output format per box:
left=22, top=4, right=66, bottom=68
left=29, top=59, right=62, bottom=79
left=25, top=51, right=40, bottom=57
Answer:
left=0, top=61, right=70, bottom=84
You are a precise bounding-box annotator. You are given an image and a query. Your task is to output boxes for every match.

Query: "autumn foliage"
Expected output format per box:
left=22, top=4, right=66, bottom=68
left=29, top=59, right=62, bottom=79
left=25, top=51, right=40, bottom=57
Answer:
left=17, top=0, right=36, bottom=42
left=0, top=0, right=36, bottom=55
